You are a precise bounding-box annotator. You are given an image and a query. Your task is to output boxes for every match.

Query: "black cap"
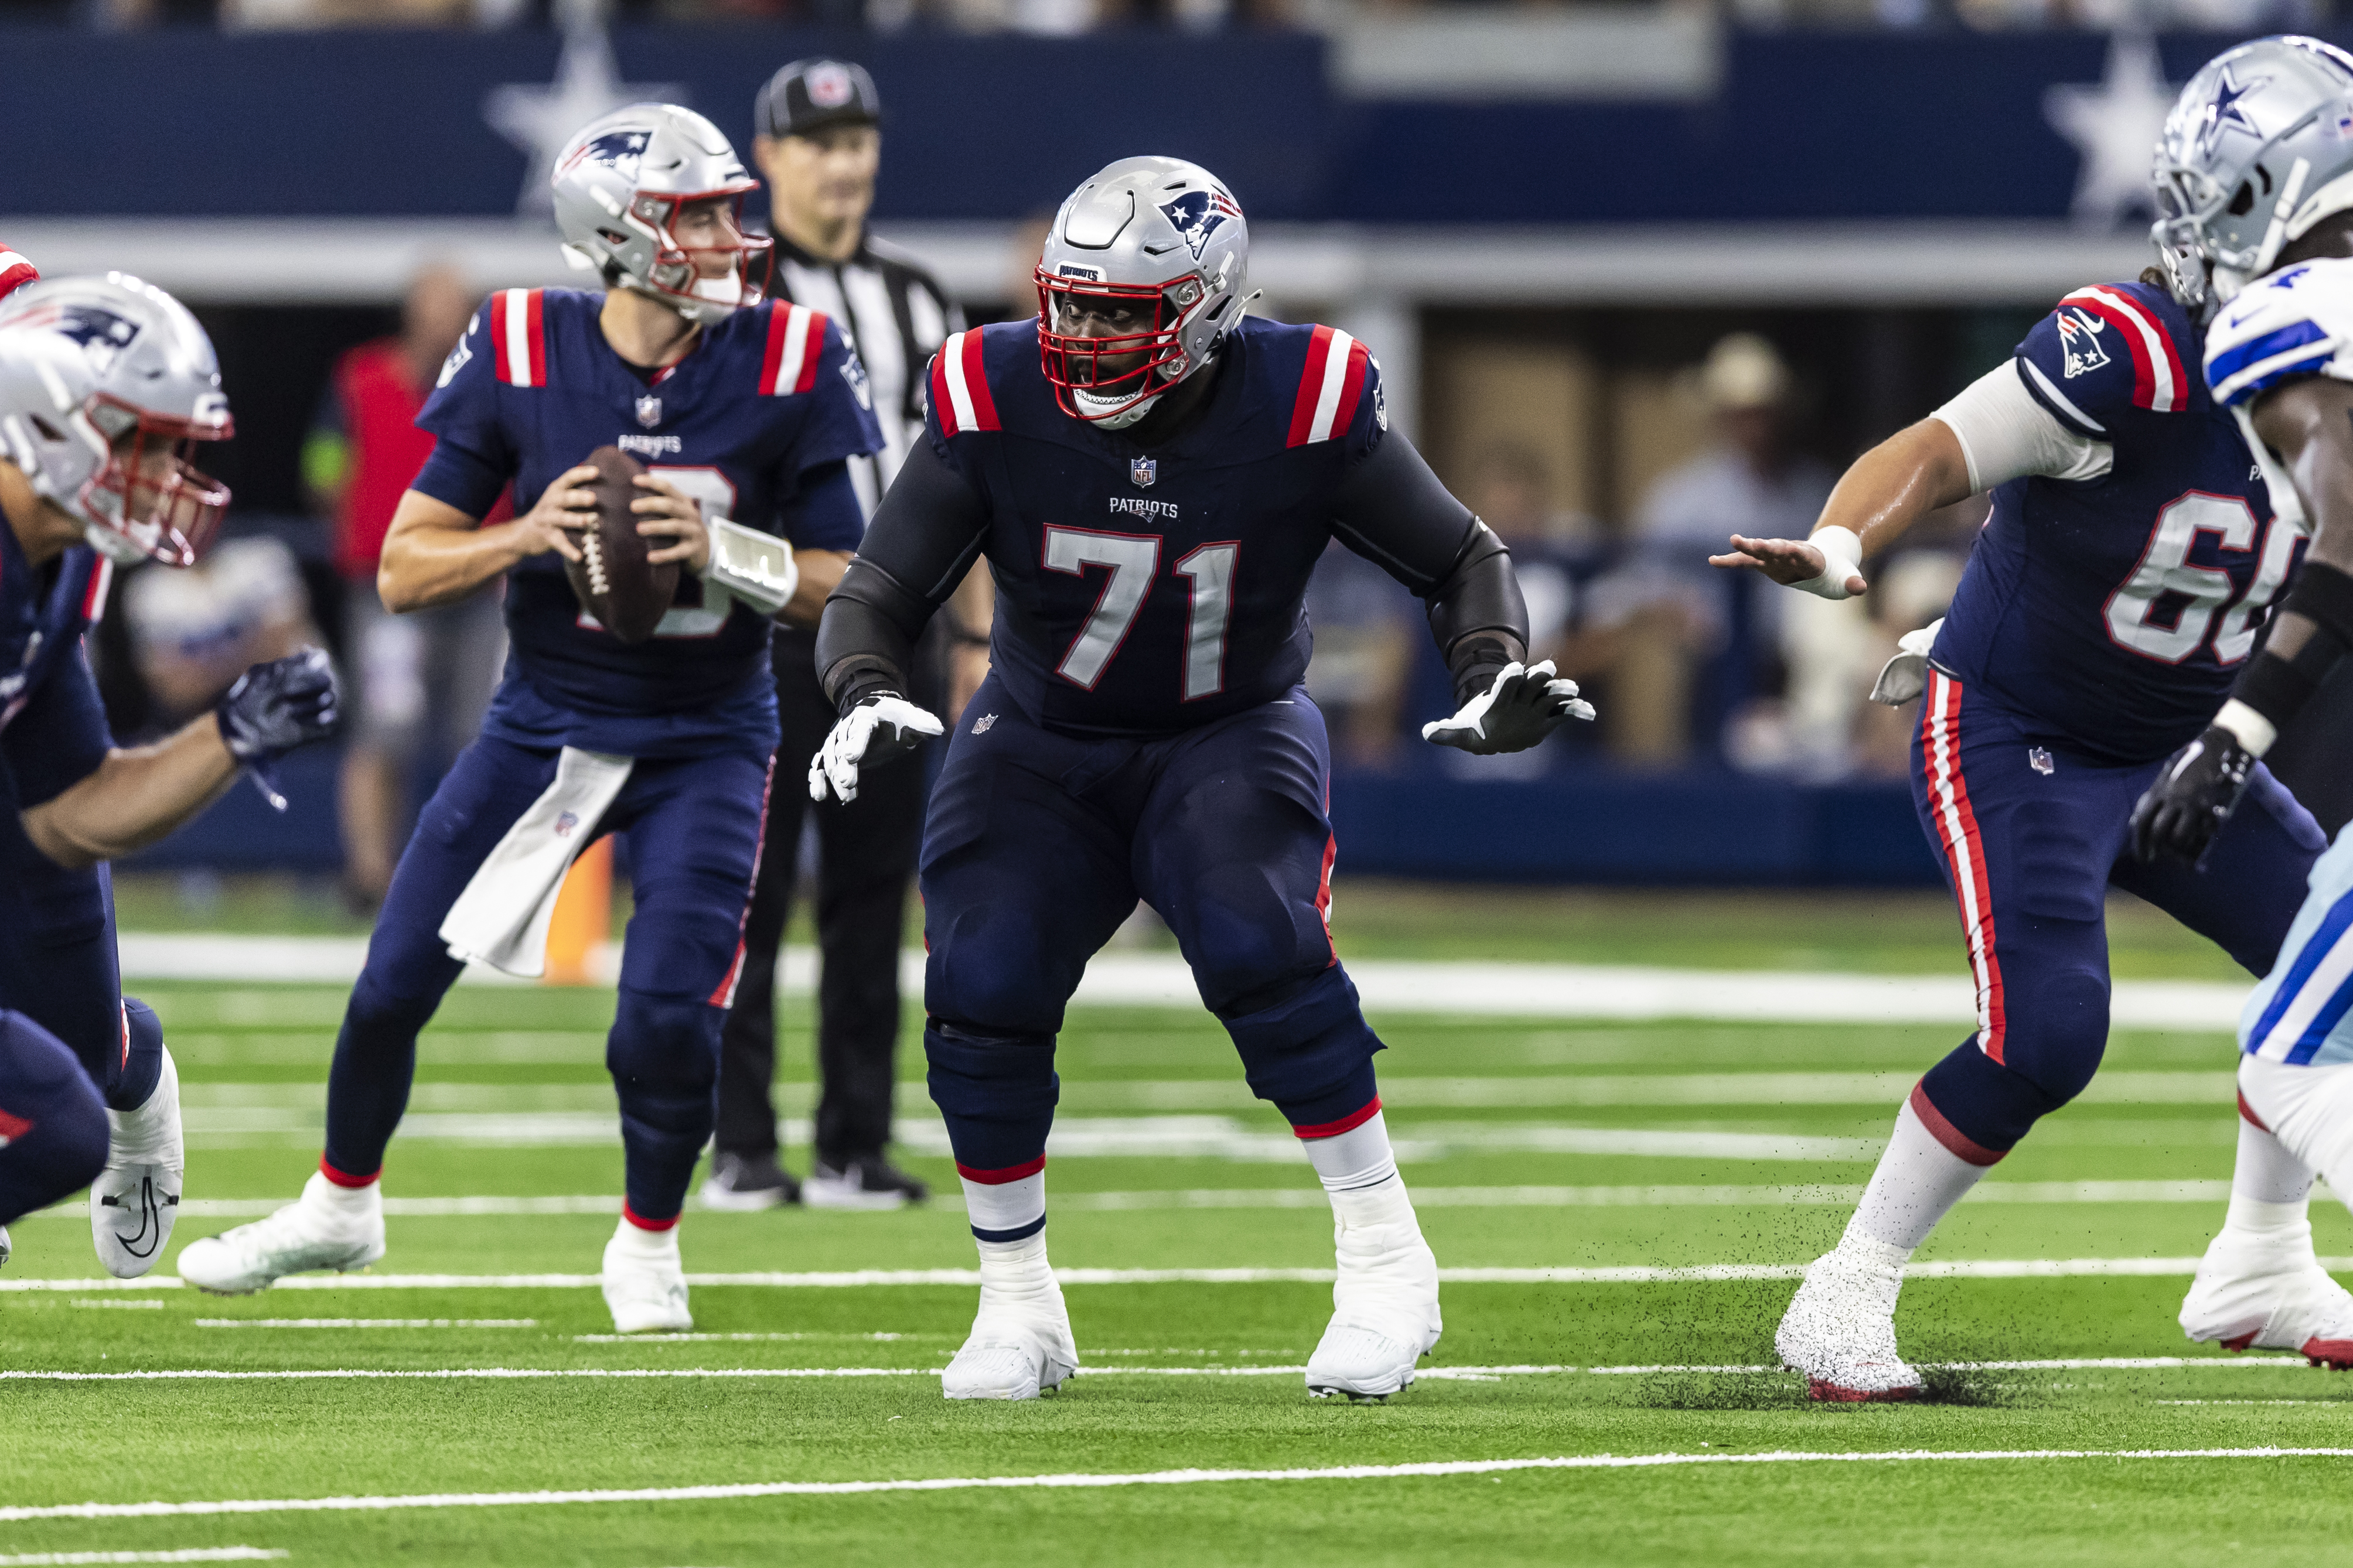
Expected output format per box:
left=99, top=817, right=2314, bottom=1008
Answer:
left=755, top=59, right=882, bottom=139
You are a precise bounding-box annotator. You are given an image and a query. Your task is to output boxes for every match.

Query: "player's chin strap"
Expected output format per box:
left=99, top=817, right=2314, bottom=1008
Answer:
left=700, top=515, right=799, bottom=617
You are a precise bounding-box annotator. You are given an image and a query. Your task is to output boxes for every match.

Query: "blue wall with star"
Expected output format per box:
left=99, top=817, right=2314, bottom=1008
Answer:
left=0, top=26, right=2301, bottom=223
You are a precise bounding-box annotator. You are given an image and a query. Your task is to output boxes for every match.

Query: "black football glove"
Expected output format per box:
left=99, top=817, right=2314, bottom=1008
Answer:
left=2129, top=723, right=2255, bottom=867
left=216, top=646, right=340, bottom=811
left=1421, top=660, right=1596, bottom=755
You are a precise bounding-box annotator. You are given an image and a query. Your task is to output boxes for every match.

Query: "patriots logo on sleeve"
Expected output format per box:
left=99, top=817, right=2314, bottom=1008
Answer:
left=1158, top=189, right=1242, bottom=260
left=2055, top=308, right=2112, bottom=378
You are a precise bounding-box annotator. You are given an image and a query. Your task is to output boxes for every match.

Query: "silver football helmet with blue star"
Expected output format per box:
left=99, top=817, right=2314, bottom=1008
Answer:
left=1034, top=156, right=1253, bottom=428
left=551, top=103, right=771, bottom=324
left=2153, top=35, right=2353, bottom=315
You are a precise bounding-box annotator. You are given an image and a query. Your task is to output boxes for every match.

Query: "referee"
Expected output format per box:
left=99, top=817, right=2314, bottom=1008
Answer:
left=703, top=58, right=981, bottom=1211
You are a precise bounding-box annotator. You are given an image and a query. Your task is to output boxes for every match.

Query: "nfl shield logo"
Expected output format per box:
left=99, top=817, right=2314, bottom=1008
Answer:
left=1130, top=456, right=1157, bottom=488
left=635, top=394, right=662, bottom=429
left=2028, top=747, right=2055, bottom=776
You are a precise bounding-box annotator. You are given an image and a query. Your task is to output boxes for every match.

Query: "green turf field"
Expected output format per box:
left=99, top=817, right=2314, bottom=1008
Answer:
left=6, top=889, right=2349, bottom=1565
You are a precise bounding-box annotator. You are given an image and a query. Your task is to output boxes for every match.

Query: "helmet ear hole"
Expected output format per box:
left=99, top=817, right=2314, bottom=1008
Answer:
left=26, top=415, right=62, bottom=442
left=2229, top=182, right=2257, bottom=217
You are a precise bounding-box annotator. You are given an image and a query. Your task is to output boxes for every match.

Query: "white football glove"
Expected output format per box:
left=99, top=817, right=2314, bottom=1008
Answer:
left=1868, top=619, right=1943, bottom=706
left=809, top=694, right=944, bottom=804
left=1421, top=659, right=1596, bottom=755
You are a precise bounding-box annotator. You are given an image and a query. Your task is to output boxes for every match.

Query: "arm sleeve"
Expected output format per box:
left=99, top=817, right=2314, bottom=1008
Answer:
left=814, top=436, right=993, bottom=710
left=2, top=647, right=113, bottom=810
left=1329, top=429, right=1530, bottom=702
left=1930, top=361, right=2112, bottom=491
left=410, top=308, right=514, bottom=520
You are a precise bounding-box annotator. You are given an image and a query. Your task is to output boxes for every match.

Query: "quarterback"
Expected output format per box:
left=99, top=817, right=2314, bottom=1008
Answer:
left=809, top=156, right=1591, bottom=1401
left=179, top=104, right=881, bottom=1331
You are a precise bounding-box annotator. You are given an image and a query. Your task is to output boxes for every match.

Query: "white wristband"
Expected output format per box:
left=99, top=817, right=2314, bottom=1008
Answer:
left=700, top=515, right=799, bottom=617
left=1790, top=525, right=1864, bottom=601
left=2214, top=698, right=2279, bottom=759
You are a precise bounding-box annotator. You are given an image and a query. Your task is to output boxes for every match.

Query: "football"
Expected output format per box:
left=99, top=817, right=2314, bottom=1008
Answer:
left=562, top=445, right=677, bottom=645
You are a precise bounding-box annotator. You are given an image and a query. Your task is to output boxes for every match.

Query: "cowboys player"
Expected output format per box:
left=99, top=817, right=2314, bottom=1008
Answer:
left=809, top=155, right=1591, bottom=1401
left=178, top=105, right=881, bottom=1331
left=2133, top=42, right=2353, bottom=1359
left=0, top=265, right=339, bottom=1276
left=1718, top=37, right=2353, bottom=1399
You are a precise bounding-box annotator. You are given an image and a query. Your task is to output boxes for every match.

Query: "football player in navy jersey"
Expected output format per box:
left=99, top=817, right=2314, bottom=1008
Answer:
left=179, top=105, right=882, bottom=1333
left=0, top=264, right=339, bottom=1279
left=1713, top=37, right=2353, bottom=1400
left=808, top=156, right=1591, bottom=1402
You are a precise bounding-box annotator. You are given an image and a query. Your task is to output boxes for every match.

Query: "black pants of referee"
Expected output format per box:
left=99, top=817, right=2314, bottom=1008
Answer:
left=713, top=625, right=925, bottom=1167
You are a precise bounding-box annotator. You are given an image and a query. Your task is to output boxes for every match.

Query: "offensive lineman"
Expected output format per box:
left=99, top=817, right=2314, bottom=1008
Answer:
left=1715, top=37, right=2353, bottom=1399
left=179, top=105, right=881, bottom=1331
left=807, top=156, right=1591, bottom=1401
left=2133, top=46, right=2353, bottom=1350
left=0, top=263, right=340, bottom=1275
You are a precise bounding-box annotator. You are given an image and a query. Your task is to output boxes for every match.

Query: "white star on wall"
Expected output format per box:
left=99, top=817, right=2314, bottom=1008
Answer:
left=2045, top=34, right=2178, bottom=230
left=484, top=25, right=685, bottom=216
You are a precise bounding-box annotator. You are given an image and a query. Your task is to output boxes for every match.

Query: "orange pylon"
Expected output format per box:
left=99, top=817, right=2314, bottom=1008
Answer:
left=544, top=836, right=612, bottom=986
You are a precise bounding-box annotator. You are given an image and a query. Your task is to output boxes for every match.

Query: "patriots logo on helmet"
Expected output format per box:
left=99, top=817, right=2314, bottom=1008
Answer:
left=1158, top=189, right=1242, bottom=261
left=558, top=128, right=652, bottom=185
left=16, top=303, right=141, bottom=374
left=2055, top=307, right=2111, bottom=379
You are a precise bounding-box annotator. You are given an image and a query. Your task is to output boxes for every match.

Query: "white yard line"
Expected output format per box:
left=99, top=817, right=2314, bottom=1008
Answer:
left=191, top=1319, right=537, bottom=1330
left=11, top=1447, right=2353, bottom=1522
left=8, top=1256, right=2328, bottom=1292
left=115, top=937, right=2253, bottom=1029
left=0, top=1553, right=289, bottom=1564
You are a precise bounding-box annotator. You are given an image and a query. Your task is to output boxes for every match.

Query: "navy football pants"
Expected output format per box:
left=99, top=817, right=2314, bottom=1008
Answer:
left=323, top=733, right=770, bottom=1223
left=920, top=678, right=1383, bottom=1180
left=0, top=809, right=161, bottom=1114
left=0, top=1009, right=108, bottom=1227
left=1910, top=670, right=2324, bottom=1157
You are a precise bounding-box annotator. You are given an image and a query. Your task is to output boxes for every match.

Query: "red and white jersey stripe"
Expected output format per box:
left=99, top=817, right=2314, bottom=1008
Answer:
left=490, top=288, right=545, bottom=388
left=0, top=247, right=37, bottom=305
left=1920, top=670, right=2007, bottom=1062
left=930, top=328, right=1000, bottom=436
left=759, top=302, right=828, bottom=397
left=1286, top=325, right=1372, bottom=447
left=2059, top=286, right=2185, bottom=414
left=81, top=556, right=114, bottom=624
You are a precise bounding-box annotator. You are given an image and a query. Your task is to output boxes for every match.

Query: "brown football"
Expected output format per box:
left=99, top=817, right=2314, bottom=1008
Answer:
left=562, top=445, right=678, bottom=646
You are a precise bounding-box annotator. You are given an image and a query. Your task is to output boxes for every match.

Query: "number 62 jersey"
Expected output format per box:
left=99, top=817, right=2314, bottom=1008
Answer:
left=1932, top=276, right=2299, bottom=765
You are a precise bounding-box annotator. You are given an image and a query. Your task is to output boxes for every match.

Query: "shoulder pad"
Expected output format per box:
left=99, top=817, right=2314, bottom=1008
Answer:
left=930, top=326, right=1001, bottom=435
left=2206, top=259, right=2353, bottom=408
left=487, top=288, right=547, bottom=389
left=758, top=300, right=832, bottom=396
left=1285, top=324, right=1374, bottom=447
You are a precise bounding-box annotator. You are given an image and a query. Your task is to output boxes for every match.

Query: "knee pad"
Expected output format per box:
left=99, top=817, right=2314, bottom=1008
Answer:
left=1919, top=1037, right=2073, bottom=1156
left=1221, top=965, right=1383, bottom=1119
left=925, top=911, right=1083, bottom=1038
left=607, top=990, right=722, bottom=1111
left=108, top=996, right=165, bottom=1113
left=1984, top=962, right=2109, bottom=1109
left=0, top=1010, right=110, bottom=1224
left=925, top=1022, right=1058, bottom=1174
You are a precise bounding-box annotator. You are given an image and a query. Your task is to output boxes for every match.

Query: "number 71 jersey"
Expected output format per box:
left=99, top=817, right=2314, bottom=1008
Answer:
left=1933, top=276, right=2297, bottom=764
left=927, top=313, right=1383, bottom=738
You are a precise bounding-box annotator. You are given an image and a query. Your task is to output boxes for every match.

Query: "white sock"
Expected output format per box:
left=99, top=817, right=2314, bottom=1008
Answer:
left=609, top=1215, right=680, bottom=1263
left=107, top=1048, right=178, bottom=1164
left=960, top=1169, right=1046, bottom=1242
left=1842, top=1096, right=1993, bottom=1256
left=1300, top=1112, right=1417, bottom=1231
left=302, top=1168, right=380, bottom=1225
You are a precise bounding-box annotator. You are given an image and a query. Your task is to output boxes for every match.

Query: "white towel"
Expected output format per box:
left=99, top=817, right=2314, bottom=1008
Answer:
left=439, top=747, right=634, bottom=979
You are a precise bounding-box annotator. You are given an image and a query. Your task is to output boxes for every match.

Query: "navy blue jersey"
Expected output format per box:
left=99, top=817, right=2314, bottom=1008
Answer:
left=414, top=288, right=880, bottom=754
left=927, top=315, right=1384, bottom=738
left=0, top=524, right=111, bottom=811
left=1932, top=280, right=2296, bottom=766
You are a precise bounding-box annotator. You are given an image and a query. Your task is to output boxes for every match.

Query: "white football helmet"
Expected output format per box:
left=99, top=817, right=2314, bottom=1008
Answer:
left=1035, top=155, right=1252, bottom=428
left=0, top=273, right=231, bottom=568
left=551, top=103, right=772, bottom=324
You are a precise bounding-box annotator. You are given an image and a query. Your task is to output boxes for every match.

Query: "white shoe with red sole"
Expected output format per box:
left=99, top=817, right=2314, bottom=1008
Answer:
left=2181, top=1239, right=2353, bottom=1368
left=1775, top=1245, right=1924, bottom=1403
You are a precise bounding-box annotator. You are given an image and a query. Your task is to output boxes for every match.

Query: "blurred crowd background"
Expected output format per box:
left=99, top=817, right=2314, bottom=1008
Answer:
left=14, top=7, right=2347, bottom=887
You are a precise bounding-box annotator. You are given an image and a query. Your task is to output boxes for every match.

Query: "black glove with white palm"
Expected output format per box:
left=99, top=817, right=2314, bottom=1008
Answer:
left=1421, top=659, right=1595, bottom=754
left=2129, top=725, right=2256, bottom=867
left=809, top=691, right=945, bottom=804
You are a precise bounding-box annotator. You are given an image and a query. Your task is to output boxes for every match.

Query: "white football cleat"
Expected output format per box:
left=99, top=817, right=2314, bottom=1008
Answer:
left=602, top=1226, right=692, bottom=1334
left=2181, top=1234, right=2353, bottom=1368
left=943, top=1235, right=1078, bottom=1400
left=176, top=1170, right=384, bottom=1294
left=1305, top=1214, right=1443, bottom=1402
left=0, top=1225, right=11, bottom=1270
left=1775, top=1245, right=1924, bottom=1402
left=90, top=1043, right=183, bottom=1279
